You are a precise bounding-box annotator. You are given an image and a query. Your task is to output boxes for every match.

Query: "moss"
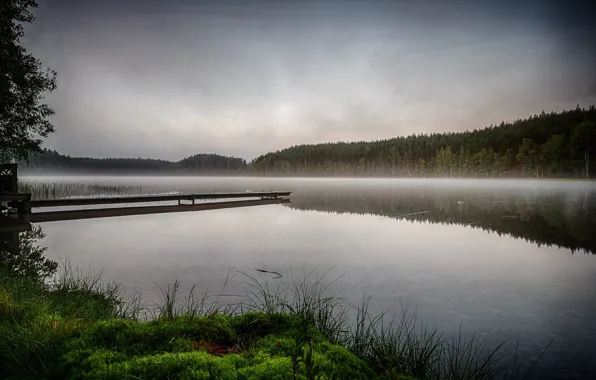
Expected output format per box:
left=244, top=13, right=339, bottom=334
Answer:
left=63, top=315, right=240, bottom=358
left=60, top=338, right=375, bottom=380
left=168, top=336, right=195, bottom=352
left=314, top=341, right=377, bottom=379
left=240, top=332, right=375, bottom=380
left=84, top=351, right=239, bottom=379
left=237, top=357, right=295, bottom=379
left=1, top=271, right=423, bottom=380
left=43, top=314, right=376, bottom=379
left=252, top=335, right=299, bottom=358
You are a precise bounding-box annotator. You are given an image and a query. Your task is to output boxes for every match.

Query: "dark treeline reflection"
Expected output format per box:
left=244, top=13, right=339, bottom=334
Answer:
left=0, top=222, right=57, bottom=281
left=285, top=181, right=596, bottom=254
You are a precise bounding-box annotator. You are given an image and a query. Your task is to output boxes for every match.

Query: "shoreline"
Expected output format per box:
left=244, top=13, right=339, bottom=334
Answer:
left=0, top=266, right=551, bottom=380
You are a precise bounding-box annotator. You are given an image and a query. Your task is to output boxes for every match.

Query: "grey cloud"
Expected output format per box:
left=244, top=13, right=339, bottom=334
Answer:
left=25, top=0, right=596, bottom=161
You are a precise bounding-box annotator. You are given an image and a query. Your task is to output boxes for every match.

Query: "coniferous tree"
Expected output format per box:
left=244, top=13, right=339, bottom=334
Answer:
left=251, top=107, right=596, bottom=178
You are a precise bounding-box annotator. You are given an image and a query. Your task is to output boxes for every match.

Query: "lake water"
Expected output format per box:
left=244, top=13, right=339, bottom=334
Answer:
left=15, top=177, right=596, bottom=378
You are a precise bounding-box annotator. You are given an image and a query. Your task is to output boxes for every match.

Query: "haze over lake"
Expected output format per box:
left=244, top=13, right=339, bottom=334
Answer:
left=3, top=0, right=596, bottom=377
left=19, top=175, right=596, bottom=379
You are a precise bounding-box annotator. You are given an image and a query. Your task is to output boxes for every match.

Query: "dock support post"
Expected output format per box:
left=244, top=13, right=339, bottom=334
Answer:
left=17, top=194, right=31, bottom=214
left=1, top=164, right=19, bottom=208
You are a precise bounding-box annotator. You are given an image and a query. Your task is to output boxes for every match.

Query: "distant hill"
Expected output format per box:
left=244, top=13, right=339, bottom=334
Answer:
left=18, top=106, right=596, bottom=178
left=250, top=106, right=596, bottom=178
left=19, top=150, right=247, bottom=174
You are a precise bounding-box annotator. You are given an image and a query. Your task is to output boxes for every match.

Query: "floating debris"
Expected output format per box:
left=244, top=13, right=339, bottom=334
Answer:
left=396, top=210, right=431, bottom=218
left=255, top=269, right=282, bottom=279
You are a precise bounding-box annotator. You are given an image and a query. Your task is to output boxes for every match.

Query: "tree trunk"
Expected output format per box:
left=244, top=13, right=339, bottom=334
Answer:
left=585, top=149, right=589, bottom=179
left=584, top=184, right=588, bottom=224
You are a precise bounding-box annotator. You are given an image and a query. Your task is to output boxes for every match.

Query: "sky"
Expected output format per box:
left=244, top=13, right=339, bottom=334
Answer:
left=23, top=0, right=596, bottom=161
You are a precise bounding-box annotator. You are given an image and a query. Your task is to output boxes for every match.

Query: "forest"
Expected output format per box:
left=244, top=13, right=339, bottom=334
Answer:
left=18, top=106, right=596, bottom=178
left=251, top=106, right=596, bottom=178
left=19, top=150, right=248, bottom=174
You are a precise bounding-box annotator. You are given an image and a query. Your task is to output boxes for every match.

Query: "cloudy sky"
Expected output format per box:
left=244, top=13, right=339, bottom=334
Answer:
left=24, top=0, right=596, bottom=161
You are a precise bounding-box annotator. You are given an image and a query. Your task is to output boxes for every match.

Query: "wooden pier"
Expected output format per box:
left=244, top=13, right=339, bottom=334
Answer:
left=2, top=191, right=291, bottom=216
left=5, top=198, right=291, bottom=226
left=0, top=193, right=31, bottom=213
left=1, top=164, right=292, bottom=224
left=28, top=191, right=291, bottom=208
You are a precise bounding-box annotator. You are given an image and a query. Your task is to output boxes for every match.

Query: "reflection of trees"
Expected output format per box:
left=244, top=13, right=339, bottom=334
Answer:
left=285, top=185, right=596, bottom=254
left=0, top=224, right=57, bottom=280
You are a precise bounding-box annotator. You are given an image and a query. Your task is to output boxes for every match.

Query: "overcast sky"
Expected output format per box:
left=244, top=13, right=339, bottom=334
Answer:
left=24, top=0, right=596, bottom=161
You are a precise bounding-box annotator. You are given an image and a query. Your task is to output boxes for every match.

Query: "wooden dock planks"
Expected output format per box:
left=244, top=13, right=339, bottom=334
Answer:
left=28, top=191, right=291, bottom=208
left=18, top=198, right=291, bottom=223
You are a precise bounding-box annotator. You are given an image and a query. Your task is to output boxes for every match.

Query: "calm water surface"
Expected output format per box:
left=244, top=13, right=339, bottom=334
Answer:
left=22, top=177, right=596, bottom=378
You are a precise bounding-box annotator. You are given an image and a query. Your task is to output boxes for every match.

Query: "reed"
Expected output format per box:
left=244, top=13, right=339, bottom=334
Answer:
left=18, top=181, right=149, bottom=200
left=0, top=265, right=554, bottom=379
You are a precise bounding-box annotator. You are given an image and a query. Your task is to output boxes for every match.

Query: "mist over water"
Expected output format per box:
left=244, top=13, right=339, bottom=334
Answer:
left=6, top=0, right=596, bottom=376
left=21, top=176, right=596, bottom=378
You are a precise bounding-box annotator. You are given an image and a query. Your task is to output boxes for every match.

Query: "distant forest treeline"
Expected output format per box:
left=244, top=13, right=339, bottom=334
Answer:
left=252, top=106, right=596, bottom=178
left=20, top=151, right=247, bottom=174
left=20, top=106, right=596, bottom=178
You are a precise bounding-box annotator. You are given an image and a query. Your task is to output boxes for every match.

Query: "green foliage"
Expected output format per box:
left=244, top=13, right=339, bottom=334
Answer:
left=50, top=262, right=137, bottom=320
left=541, top=134, right=568, bottom=176
left=0, top=267, right=122, bottom=378
left=250, top=106, right=596, bottom=178
left=0, top=0, right=57, bottom=162
left=56, top=315, right=375, bottom=379
left=83, top=351, right=239, bottom=380
left=248, top=334, right=375, bottom=379
left=515, top=138, right=540, bottom=177
left=237, top=357, right=295, bottom=379
left=1, top=257, right=555, bottom=380
left=66, top=316, right=235, bottom=357
left=0, top=266, right=384, bottom=380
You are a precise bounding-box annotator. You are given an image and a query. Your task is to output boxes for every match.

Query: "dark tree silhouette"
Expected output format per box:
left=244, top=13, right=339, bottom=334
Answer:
left=20, top=150, right=248, bottom=174
left=250, top=107, right=596, bottom=178
left=0, top=225, right=57, bottom=281
left=18, top=107, right=596, bottom=178
left=1, top=0, right=57, bottom=162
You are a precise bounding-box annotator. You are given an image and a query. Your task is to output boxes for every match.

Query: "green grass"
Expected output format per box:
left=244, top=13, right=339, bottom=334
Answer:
left=0, top=266, right=549, bottom=380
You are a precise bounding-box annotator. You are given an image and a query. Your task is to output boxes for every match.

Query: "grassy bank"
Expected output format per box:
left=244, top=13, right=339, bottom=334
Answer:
left=0, top=264, right=547, bottom=380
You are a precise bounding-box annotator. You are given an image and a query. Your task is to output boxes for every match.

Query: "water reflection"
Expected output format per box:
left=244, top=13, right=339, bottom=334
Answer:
left=0, top=219, right=57, bottom=280
left=285, top=183, right=596, bottom=254
left=3, top=178, right=596, bottom=378
left=22, top=176, right=596, bottom=254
